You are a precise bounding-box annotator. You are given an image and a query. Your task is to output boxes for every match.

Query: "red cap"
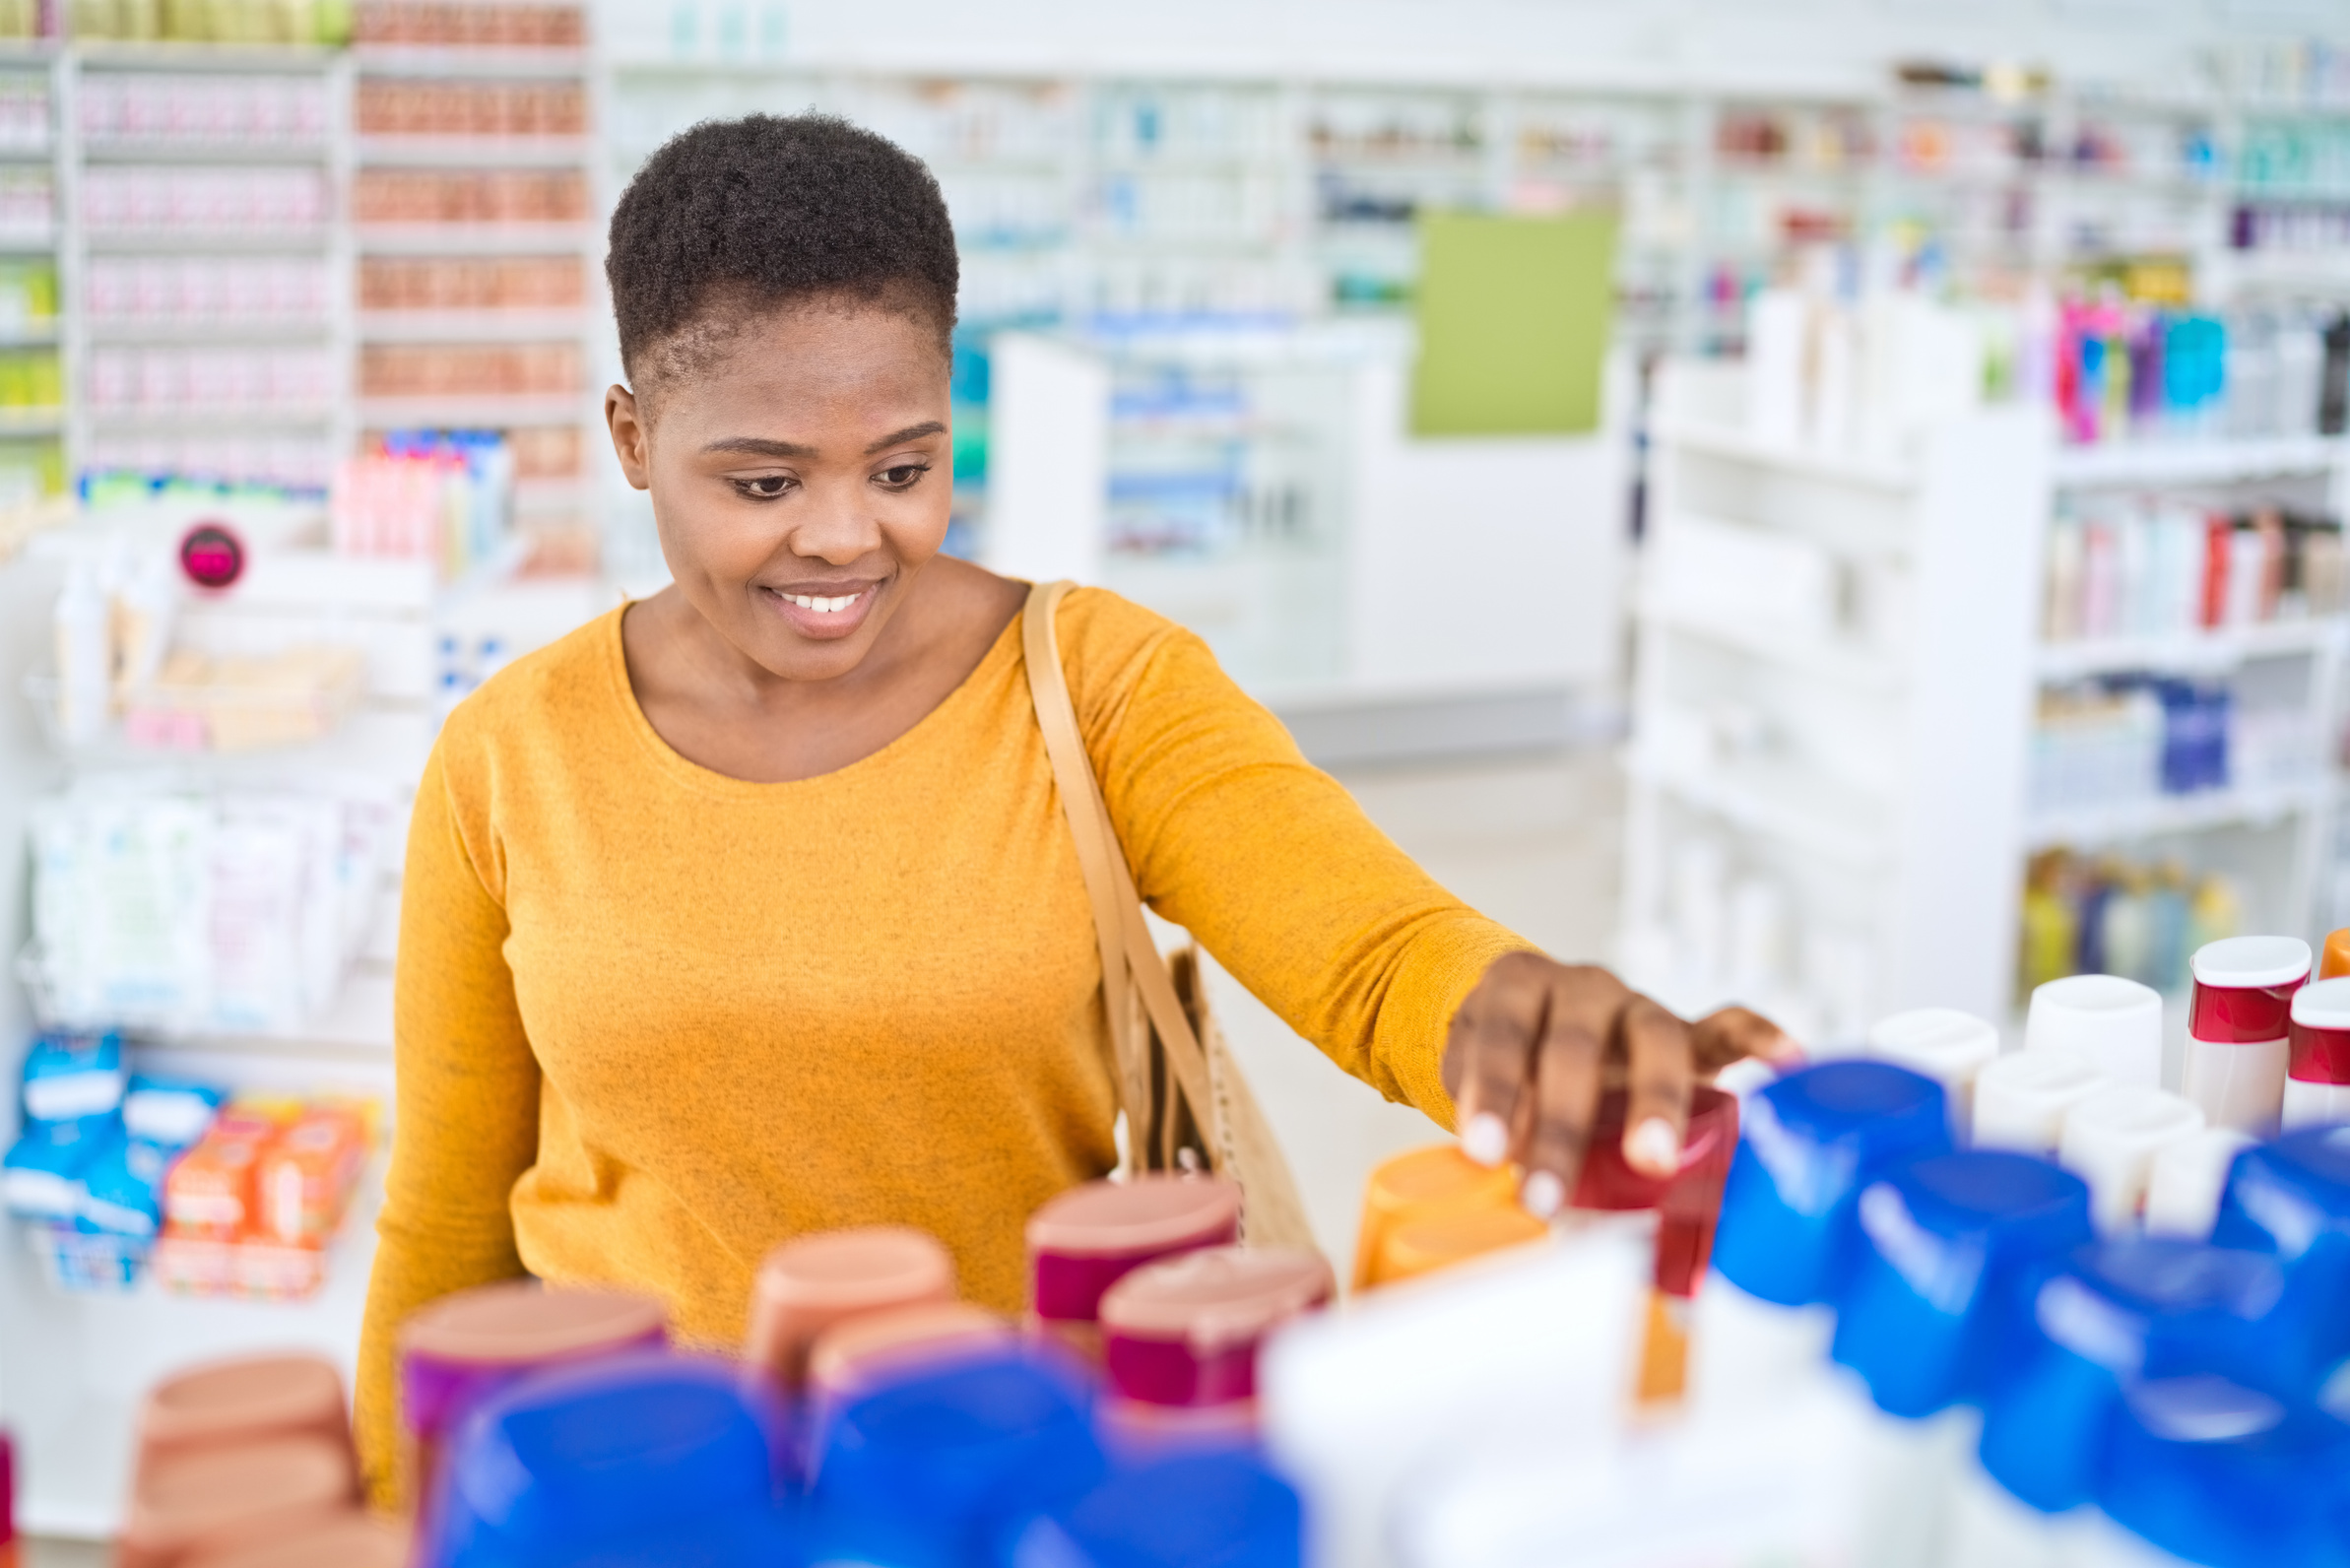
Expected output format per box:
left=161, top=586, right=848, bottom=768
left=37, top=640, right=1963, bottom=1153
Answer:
left=1569, top=1086, right=1739, bottom=1297
left=2291, top=977, right=2350, bottom=1088
left=2188, top=937, right=2310, bottom=1043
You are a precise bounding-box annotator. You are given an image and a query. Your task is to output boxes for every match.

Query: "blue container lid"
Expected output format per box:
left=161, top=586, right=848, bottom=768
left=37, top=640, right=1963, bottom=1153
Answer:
left=2210, top=1126, right=2350, bottom=1384
left=1978, top=1239, right=2290, bottom=1515
left=1710, top=1061, right=1951, bottom=1306
left=2098, top=1375, right=2350, bottom=1568
left=812, top=1350, right=1104, bottom=1568
left=1832, top=1150, right=2092, bottom=1419
left=1008, top=1451, right=1301, bottom=1568
left=430, top=1350, right=797, bottom=1568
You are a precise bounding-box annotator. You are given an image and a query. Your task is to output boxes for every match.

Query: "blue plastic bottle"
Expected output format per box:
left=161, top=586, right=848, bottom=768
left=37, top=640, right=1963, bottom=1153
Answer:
left=2209, top=1125, right=2350, bottom=1381
left=2097, top=1375, right=2350, bottom=1568
left=809, top=1349, right=1107, bottom=1568
left=1710, top=1061, right=1952, bottom=1306
left=1004, top=1450, right=1301, bottom=1568
left=425, top=1350, right=800, bottom=1568
left=1976, top=1238, right=2293, bottom=1514
left=1832, top=1150, right=2094, bottom=1419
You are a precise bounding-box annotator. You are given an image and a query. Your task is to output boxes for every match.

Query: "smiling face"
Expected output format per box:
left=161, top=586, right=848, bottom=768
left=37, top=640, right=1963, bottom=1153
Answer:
left=606, top=297, right=954, bottom=685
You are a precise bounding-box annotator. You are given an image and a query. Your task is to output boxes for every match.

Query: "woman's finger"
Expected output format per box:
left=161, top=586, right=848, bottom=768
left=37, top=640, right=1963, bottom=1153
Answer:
left=1690, top=1006, right=1803, bottom=1075
left=1621, top=995, right=1695, bottom=1178
left=1519, top=997, right=1605, bottom=1217
left=1451, top=956, right=1548, bottom=1166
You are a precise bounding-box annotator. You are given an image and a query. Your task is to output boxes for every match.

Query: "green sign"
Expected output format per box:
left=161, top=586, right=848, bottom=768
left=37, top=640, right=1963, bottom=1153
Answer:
left=1411, top=211, right=1618, bottom=436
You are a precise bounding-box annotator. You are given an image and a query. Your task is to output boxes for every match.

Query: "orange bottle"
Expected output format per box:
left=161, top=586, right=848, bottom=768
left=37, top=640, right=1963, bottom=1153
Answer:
left=1371, top=1206, right=1551, bottom=1286
left=1352, top=1144, right=1522, bottom=1291
left=2320, top=928, right=2350, bottom=981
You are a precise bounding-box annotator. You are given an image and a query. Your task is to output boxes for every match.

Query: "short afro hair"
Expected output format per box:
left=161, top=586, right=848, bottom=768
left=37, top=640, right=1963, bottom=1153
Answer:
left=605, top=113, right=959, bottom=392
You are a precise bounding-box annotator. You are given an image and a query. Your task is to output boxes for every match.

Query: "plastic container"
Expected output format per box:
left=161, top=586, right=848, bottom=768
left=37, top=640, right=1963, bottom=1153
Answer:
left=181, top=1515, right=404, bottom=1568
left=809, top=1351, right=1107, bottom=1567
left=2143, top=1129, right=2255, bottom=1240
left=2209, top=1125, right=2350, bottom=1382
left=2183, top=936, right=2310, bottom=1137
left=1867, top=1009, right=2000, bottom=1138
left=1099, top=1245, right=1332, bottom=1414
left=746, top=1225, right=955, bottom=1389
left=808, top=1301, right=1015, bottom=1405
left=2319, top=926, right=2350, bottom=981
left=395, top=1281, right=666, bottom=1519
left=1567, top=1085, right=1740, bottom=1298
left=424, top=1351, right=797, bottom=1568
left=1009, top=1450, right=1302, bottom=1568
left=1833, top=1151, right=2094, bottom=1418
left=1027, top=1175, right=1240, bottom=1357
left=2096, top=1374, right=2350, bottom=1566
left=2059, top=1087, right=2205, bottom=1234
left=117, top=1436, right=355, bottom=1568
left=1977, top=1239, right=2294, bottom=1514
left=137, top=1353, right=349, bottom=1470
left=1973, top=1048, right=2107, bottom=1158
left=1710, top=1061, right=1952, bottom=1307
left=2284, top=975, right=2350, bottom=1130
left=1372, top=1206, right=1549, bottom=1285
left=2026, top=974, right=2165, bottom=1090
left=1350, top=1144, right=1518, bottom=1292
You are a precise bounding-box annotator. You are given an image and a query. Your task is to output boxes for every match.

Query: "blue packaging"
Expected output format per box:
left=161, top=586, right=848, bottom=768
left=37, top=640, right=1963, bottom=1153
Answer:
left=2209, top=1126, right=2350, bottom=1380
left=1977, top=1239, right=2293, bottom=1514
left=20, top=1032, right=125, bottom=1127
left=3, top=1120, right=103, bottom=1220
left=1007, top=1450, right=1301, bottom=1568
left=427, top=1350, right=798, bottom=1568
left=811, top=1350, right=1106, bottom=1568
left=1710, top=1061, right=1952, bottom=1306
left=75, top=1131, right=161, bottom=1239
left=2098, top=1376, right=2350, bottom=1568
left=1832, top=1150, right=2093, bottom=1419
left=121, top=1075, right=222, bottom=1148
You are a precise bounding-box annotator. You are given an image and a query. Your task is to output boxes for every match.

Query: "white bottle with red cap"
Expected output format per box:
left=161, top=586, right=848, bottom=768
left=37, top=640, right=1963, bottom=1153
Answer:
left=2182, top=936, right=2310, bottom=1138
left=2284, top=975, right=2350, bottom=1129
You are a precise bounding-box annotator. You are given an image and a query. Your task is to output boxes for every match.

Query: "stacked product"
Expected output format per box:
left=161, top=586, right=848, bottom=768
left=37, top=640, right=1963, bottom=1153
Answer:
left=355, top=79, right=586, bottom=137
left=82, top=168, right=329, bottom=236
left=2027, top=674, right=2324, bottom=812
left=358, top=342, right=580, bottom=401
left=2018, top=848, right=2243, bottom=998
left=66, top=2, right=351, bottom=42
left=352, top=167, right=586, bottom=226
left=115, top=1352, right=396, bottom=1567
left=330, top=429, right=513, bottom=579
left=2042, top=499, right=2346, bottom=645
left=0, top=1034, right=223, bottom=1291
left=357, top=255, right=582, bottom=312
left=86, top=258, right=330, bottom=329
left=153, top=1096, right=374, bottom=1300
left=353, top=2, right=586, bottom=46
left=79, top=73, right=330, bottom=147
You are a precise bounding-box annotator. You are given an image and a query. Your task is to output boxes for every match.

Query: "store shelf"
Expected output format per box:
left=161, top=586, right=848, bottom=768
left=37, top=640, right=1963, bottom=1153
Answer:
left=357, top=308, right=593, bottom=342
left=359, top=394, right=587, bottom=426
left=1636, top=594, right=1903, bottom=693
left=1624, top=747, right=1894, bottom=870
left=2036, top=619, right=2345, bottom=680
left=81, top=140, right=330, bottom=163
left=85, top=408, right=332, bottom=430
left=72, top=41, right=341, bottom=70
left=354, top=222, right=596, bottom=255
left=86, top=318, right=331, bottom=344
left=0, top=408, right=63, bottom=434
left=83, top=229, right=330, bottom=254
left=2051, top=436, right=2348, bottom=488
left=2024, top=780, right=2326, bottom=850
left=1649, top=417, right=1917, bottom=491
left=354, top=45, right=592, bottom=77
left=355, top=134, right=595, bottom=167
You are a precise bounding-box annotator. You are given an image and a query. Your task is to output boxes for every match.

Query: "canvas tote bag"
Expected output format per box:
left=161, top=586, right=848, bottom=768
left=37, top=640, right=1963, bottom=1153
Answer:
left=1021, top=579, right=1320, bottom=1254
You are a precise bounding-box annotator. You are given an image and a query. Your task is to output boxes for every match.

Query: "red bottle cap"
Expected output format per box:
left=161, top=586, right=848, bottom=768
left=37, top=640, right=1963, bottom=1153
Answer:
left=746, top=1227, right=956, bottom=1388
left=399, top=1282, right=667, bottom=1444
left=1099, top=1246, right=1332, bottom=1407
left=1569, top=1085, right=1740, bottom=1298
left=2187, top=937, right=2310, bottom=1043
left=1026, top=1175, right=1240, bottom=1324
left=2291, top=977, right=2350, bottom=1087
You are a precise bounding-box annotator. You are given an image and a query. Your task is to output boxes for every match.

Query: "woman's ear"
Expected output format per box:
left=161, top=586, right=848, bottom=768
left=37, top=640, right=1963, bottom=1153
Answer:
left=606, top=383, right=652, bottom=490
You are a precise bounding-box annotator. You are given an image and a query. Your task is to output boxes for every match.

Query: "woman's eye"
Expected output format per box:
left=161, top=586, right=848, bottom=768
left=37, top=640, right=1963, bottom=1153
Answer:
left=878, top=463, right=930, bottom=489
left=738, top=475, right=793, bottom=498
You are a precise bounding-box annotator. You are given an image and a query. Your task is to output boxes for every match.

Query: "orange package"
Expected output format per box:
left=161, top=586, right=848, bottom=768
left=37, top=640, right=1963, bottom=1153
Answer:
left=256, top=1108, right=366, bottom=1246
left=163, top=1112, right=280, bottom=1240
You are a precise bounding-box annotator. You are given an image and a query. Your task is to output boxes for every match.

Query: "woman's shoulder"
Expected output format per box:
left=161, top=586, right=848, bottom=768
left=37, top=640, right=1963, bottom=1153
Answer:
left=437, top=604, right=626, bottom=761
left=1051, top=584, right=1190, bottom=692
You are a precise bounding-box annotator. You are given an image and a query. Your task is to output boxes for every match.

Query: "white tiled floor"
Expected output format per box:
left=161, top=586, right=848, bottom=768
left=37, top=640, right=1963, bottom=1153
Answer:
left=1206, top=747, right=1624, bottom=1267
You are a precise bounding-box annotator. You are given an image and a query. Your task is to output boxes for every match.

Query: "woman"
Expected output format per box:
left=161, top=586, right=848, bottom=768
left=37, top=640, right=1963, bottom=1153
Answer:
left=355, top=113, right=1791, bottom=1497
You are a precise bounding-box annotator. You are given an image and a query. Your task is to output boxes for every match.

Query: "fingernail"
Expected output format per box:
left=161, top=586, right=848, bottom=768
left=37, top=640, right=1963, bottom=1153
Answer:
left=1625, top=1117, right=1681, bottom=1177
left=1762, top=1029, right=1807, bottom=1066
left=1462, top=1112, right=1509, bottom=1167
left=1521, top=1170, right=1565, bottom=1218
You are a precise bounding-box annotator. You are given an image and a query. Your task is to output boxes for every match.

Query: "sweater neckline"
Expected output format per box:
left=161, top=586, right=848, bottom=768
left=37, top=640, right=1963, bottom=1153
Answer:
left=599, top=600, right=1028, bottom=800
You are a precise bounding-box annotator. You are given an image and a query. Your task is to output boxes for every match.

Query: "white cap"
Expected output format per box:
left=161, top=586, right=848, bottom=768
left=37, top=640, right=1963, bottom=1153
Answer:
left=1866, top=1009, right=1999, bottom=1137
left=2190, top=936, right=2313, bottom=991
left=2025, top=974, right=2164, bottom=1090
left=2143, top=1129, right=2256, bottom=1240
left=2291, top=975, right=2350, bottom=1029
left=2059, top=1086, right=2207, bottom=1234
left=1973, top=1048, right=2107, bottom=1157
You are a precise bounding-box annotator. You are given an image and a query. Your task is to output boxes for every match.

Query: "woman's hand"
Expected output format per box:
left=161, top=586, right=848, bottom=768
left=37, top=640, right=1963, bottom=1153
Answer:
left=1440, top=952, right=1801, bottom=1217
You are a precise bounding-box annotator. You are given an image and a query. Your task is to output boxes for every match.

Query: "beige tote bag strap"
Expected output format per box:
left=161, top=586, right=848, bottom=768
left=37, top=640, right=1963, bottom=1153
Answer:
left=1021, top=581, right=1219, bottom=1151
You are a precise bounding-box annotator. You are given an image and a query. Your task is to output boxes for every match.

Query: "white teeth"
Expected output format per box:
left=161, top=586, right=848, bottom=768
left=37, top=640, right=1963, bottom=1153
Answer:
left=784, top=591, right=861, bottom=613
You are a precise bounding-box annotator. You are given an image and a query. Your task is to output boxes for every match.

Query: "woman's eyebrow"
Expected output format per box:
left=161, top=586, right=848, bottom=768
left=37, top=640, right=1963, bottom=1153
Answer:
left=863, top=421, right=946, bottom=454
left=703, top=436, right=818, bottom=459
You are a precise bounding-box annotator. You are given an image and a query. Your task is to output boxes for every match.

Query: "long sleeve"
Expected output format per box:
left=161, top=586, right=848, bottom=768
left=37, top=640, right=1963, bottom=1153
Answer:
left=1065, top=600, right=1538, bottom=1127
left=354, top=741, right=543, bottom=1510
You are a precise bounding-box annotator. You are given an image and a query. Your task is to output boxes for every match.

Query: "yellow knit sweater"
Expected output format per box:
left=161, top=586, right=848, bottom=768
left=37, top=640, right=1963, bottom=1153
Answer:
left=354, top=586, right=1532, bottom=1500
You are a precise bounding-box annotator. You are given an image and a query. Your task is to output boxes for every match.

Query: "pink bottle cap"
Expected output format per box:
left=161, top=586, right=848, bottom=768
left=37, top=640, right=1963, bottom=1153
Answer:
left=1568, top=1085, right=1740, bottom=1298
left=746, top=1227, right=957, bottom=1388
left=1025, top=1175, right=1241, bottom=1324
left=2290, top=977, right=2350, bottom=1087
left=138, top=1354, right=348, bottom=1467
left=119, top=1437, right=354, bottom=1568
left=807, top=1300, right=1013, bottom=1402
left=398, top=1281, right=667, bottom=1447
left=2188, top=937, right=2311, bottom=1042
left=182, top=1513, right=405, bottom=1568
left=1098, top=1246, right=1332, bottom=1408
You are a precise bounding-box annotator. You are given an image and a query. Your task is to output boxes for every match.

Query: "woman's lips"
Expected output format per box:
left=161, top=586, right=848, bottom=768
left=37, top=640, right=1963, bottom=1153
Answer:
left=759, top=582, right=880, bottom=640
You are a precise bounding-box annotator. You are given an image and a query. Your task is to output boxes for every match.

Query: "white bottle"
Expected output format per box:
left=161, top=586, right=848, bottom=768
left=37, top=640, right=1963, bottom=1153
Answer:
left=53, top=562, right=110, bottom=745
left=2181, top=936, right=2309, bottom=1137
left=2059, top=1086, right=2205, bottom=1234
left=1974, top=1048, right=2106, bottom=1157
left=2025, top=974, right=2163, bottom=1090
left=2142, top=1129, right=2255, bottom=1239
left=1866, top=1009, right=2000, bottom=1142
